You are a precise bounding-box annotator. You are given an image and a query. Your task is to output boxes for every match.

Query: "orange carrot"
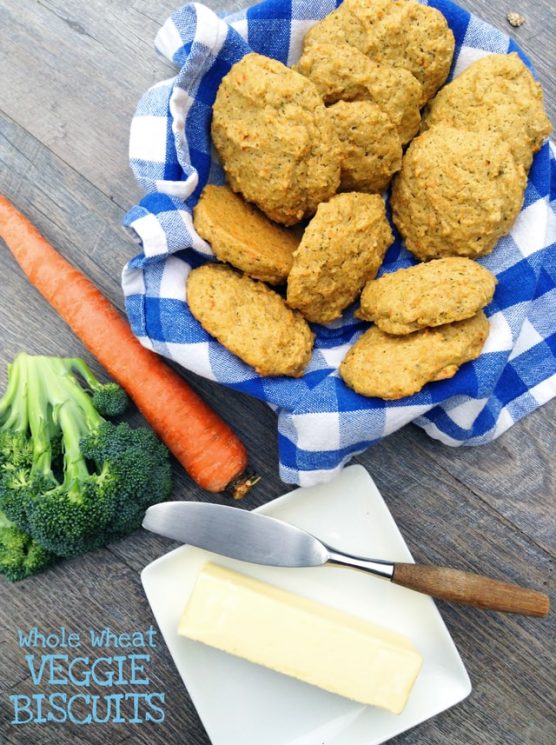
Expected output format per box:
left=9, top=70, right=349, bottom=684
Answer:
left=0, top=196, right=254, bottom=496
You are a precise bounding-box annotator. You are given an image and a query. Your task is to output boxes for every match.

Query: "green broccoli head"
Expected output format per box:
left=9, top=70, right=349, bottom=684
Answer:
left=0, top=511, right=57, bottom=582
left=91, top=384, right=129, bottom=418
left=27, top=422, right=172, bottom=557
left=0, top=353, right=172, bottom=564
left=81, top=421, right=173, bottom=535
left=0, top=432, right=37, bottom=531
left=0, top=430, right=33, bottom=469
left=25, top=471, right=117, bottom=557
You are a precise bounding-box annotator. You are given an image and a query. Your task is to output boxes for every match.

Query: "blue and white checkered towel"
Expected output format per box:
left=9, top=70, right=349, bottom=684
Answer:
left=122, top=0, right=556, bottom=487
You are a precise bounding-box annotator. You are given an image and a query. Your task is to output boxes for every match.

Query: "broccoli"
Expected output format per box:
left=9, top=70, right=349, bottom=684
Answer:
left=0, top=510, right=57, bottom=581
left=70, top=357, right=130, bottom=418
left=0, top=353, right=172, bottom=569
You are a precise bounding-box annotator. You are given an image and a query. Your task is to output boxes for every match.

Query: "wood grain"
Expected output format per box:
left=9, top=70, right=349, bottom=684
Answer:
left=392, top=563, right=550, bottom=616
left=0, top=0, right=554, bottom=744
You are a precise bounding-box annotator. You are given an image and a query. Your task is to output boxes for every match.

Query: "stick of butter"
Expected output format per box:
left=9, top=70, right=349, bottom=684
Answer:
left=178, top=563, right=422, bottom=713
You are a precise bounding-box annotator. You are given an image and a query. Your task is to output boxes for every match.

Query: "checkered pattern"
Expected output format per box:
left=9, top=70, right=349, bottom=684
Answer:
left=122, top=0, right=556, bottom=487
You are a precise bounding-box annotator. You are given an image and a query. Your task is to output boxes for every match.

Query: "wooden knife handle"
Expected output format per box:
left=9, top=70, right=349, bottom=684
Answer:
left=392, top=563, right=550, bottom=617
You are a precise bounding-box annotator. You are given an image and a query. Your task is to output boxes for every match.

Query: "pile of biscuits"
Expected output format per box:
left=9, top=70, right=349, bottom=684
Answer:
left=190, top=187, right=393, bottom=377
left=394, top=53, right=551, bottom=260
left=342, top=258, right=494, bottom=398
left=186, top=0, right=552, bottom=399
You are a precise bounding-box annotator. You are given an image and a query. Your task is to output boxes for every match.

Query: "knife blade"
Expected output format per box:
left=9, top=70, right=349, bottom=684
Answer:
left=143, top=501, right=329, bottom=567
left=142, top=501, right=550, bottom=617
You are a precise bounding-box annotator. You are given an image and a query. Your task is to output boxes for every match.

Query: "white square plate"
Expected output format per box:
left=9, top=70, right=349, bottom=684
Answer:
left=141, top=465, right=471, bottom=745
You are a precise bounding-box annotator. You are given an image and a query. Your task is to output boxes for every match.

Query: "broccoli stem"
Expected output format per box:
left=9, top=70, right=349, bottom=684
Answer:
left=58, top=402, right=98, bottom=500
left=67, top=357, right=102, bottom=392
left=0, top=354, right=29, bottom=433
left=26, top=357, right=55, bottom=479
left=1, top=355, right=107, bottom=493
left=29, top=357, right=106, bottom=498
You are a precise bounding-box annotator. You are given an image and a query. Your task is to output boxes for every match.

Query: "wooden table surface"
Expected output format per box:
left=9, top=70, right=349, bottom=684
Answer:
left=0, top=1, right=554, bottom=743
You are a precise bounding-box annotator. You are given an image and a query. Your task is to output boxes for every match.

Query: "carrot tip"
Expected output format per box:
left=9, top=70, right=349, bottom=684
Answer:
left=228, top=472, right=261, bottom=500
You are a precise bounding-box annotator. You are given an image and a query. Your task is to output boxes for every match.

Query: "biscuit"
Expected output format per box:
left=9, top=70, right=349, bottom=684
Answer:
left=357, top=257, right=496, bottom=334
left=340, top=311, right=489, bottom=399
left=391, top=126, right=526, bottom=260
left=193, top=185, right=299, bottom=284
left=327, top=101, right=402, bottom=193
left=295, top=42, right=421, bottom=144
left=304, top=0, right=455, bottom=104
left=303, top=0, right=371, bottom=54
left=187, top=264, right=314, bottom=377
left=422, top=53, right=553, bottom=171
left=287, top=193, right=393, bottom=324
left=211, top=53, right=340, bottom=226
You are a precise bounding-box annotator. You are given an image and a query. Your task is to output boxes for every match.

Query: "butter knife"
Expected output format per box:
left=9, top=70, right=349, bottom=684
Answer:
left=143, top=502, right=549, bottom=617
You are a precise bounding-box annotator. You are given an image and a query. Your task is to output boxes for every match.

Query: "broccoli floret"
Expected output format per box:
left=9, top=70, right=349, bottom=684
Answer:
left=68, top=358, right=130, bottom=417
left=0, top=353, right=172, bottom=562
left=0, top=432, right=35, bottom=531
left=0, top=510, right=57, bottom=582
left=91, top=384, right=129, bottom=418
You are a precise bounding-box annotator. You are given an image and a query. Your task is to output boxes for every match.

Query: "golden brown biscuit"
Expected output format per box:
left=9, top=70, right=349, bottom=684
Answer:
left=357, top=258, right=496, bottom=334
left=422, top=53, right=552, bottom=171
left=211, top=53, right=340, bottom=226
left=193, top=185, right=299, bottom=284
left=303, top=0, right=371, bottom=54
left=304, top=0, right=455, bottom=104
left=287, top=193, right=393, bottom=324
left=340, top=311, right=489, bottom=399
left=187, top=264, right=314, bottom=377
left=294, top=42, right=421, bottom=144
left=328, top=101, right=402, bottom=193
left=391, top=126, right=526, bottom=260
